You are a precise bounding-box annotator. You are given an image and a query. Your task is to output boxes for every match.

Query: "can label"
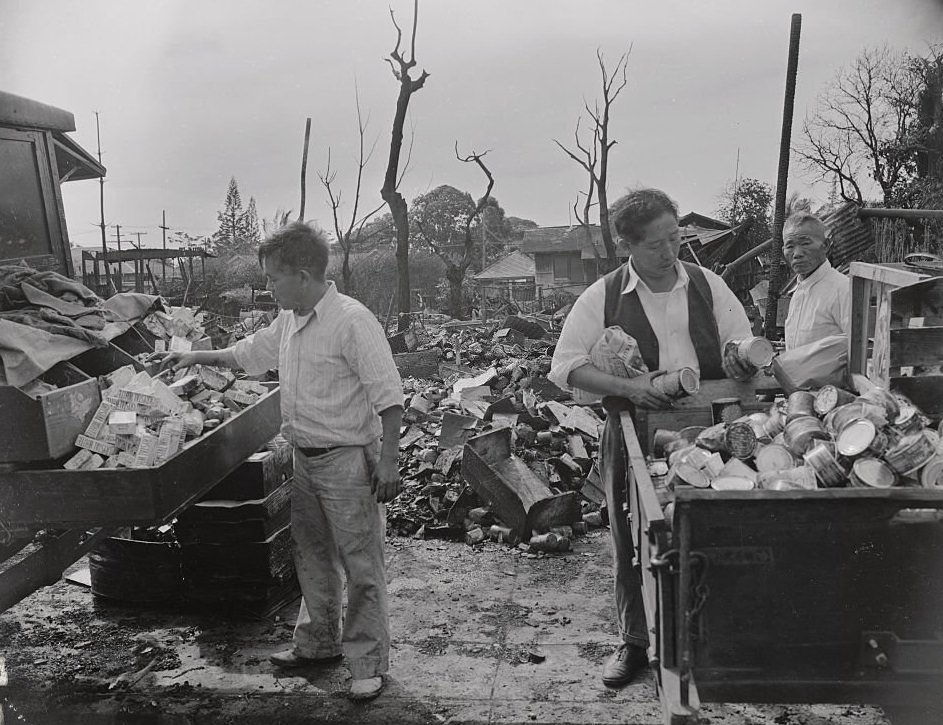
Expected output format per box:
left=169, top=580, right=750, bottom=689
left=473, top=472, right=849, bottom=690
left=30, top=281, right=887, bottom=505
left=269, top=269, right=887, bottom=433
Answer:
left=711, top=398, right=742, bottom=425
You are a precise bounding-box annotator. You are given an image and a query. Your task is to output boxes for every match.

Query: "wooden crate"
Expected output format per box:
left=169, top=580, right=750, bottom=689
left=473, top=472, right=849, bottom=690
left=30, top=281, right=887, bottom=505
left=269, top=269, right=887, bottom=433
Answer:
left=622, top=406, right=943, bottom=724
left=633, top=376, right=779, bottom=456
left=0, top=385, right=281, bottom=529
left=0, top=362, right=100, bottom=463
left=849, top=261, right=943, bottom=417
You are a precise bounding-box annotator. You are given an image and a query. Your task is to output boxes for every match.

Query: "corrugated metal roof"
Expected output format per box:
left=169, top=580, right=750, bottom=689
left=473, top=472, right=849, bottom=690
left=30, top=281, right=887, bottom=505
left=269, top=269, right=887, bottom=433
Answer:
left=474, top=250, right=535, bottom=281
left=823, top=202, right=874, bottom=268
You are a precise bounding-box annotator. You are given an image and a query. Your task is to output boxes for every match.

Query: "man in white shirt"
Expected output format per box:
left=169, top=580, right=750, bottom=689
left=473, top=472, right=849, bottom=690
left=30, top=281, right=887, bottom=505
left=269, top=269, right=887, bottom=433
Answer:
left=782, top=212, right=850, bottom=350
left=162, top=222, right=402, bottom=701
left=549, top=188, right=755, bottom=688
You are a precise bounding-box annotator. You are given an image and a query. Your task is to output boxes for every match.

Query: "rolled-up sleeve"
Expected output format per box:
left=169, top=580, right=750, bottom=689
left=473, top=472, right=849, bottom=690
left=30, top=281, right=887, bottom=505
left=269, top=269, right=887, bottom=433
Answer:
left=343, top=310, right=404, bottom=414
left=549, top=280, right=606, bottom=392
left=232, top=312, right=284, bottom=375
left=706, top=273, right=753, bottom=347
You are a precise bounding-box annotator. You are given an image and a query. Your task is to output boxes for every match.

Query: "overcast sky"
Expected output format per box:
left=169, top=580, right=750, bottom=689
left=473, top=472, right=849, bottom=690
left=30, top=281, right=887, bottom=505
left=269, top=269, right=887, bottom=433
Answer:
left=4, top=0, right=942, bottom=250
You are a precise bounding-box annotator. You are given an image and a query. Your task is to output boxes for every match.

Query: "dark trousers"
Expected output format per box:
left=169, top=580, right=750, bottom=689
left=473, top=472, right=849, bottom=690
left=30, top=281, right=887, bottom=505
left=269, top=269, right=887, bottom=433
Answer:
left=601, top=413, right=650, bottom=648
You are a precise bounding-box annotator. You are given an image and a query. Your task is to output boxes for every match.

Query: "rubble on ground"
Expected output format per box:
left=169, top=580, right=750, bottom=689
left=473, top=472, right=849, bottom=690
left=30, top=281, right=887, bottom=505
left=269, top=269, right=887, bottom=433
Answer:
left=386, top=314, right=609, bottom=555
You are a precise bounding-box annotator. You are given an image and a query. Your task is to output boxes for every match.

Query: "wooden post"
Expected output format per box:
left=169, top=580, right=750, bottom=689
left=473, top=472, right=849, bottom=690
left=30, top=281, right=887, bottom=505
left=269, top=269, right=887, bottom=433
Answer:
left=763, top=14, right=802, bottom=338
left=299, top=117, right=312, bottom=221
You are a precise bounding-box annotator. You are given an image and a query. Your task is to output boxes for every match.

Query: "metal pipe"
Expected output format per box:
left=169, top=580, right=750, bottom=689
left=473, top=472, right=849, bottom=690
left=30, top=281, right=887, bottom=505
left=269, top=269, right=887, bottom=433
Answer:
left=721, top=238, right=773, bottom=281
left=763, top=13, right=802, bottom=338
left=857, top=208, right=943, bottom=221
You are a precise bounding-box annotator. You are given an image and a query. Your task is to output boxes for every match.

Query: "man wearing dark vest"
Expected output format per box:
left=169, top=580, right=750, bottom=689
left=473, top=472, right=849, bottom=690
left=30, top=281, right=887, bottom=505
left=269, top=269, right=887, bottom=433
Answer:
left=549, top=188, right=755, bottom=687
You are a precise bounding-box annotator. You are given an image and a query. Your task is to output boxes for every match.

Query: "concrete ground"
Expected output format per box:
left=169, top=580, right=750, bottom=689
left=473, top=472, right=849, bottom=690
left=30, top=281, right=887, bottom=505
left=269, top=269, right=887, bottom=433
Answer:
left=0, top=529, right=895, bottom=724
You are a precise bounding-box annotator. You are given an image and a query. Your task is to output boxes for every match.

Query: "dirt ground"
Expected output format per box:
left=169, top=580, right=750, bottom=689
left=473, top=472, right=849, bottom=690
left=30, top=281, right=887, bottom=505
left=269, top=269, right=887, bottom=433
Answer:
left=0, top=529, right=916, bottom=725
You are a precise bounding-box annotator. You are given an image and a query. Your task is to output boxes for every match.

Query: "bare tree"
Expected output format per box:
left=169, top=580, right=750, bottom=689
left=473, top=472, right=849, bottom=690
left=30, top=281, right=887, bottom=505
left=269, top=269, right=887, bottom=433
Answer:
left=797, top=45, right=922, bottom=205
left=415, top=145, right=495, bottom=319
left=555, top=49, right=630, bottom=273
left=318, top=86, right=385, bottom=296
left=381, top=0, right=429, bottom=331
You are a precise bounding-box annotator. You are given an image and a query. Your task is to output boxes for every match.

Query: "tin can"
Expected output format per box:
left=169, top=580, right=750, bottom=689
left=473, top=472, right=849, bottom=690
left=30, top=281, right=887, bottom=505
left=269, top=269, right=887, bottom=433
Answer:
left=919, top=455, right=943, bottom=488
left=884, top=431, right=938, bottom=475
left=711, top=397, right=743, bottom=425
left=835, top=419, right=888, bottom=458
left=892, top=404, right=923, bottom=436
left=758, top=465, right=818, bottom=491
left=677, top=425, right=706, bottom=442
left=783, top=416, right=830, bottom=457
left=652, top=367, right=700, bottom=399
left=664, top=438, right=694, bottom=459
left=849, top=458, right=897, bottom=489
left=669, top=461, right=710, bottom=489
left=813, top=385, right=856, bottom=416
left=711, top=475, right=755, bottom=491
left=765, top=403, right=786, bottom=437
left=652, top=429, right=682, bottom=458
left=725, top=421, right=758, bottom=460
left=682, top=446, right=713, bottom=469
left=803, top=442, right=847, bottom=487
left=824, top=401, right=887, bottom=437
left=726, top=336, right=775, bottom=368
left=667, top=444, right=696, bottom=467
left=754, top=443, right=799, bottom=473
left=696, top=423, right=728, bottom=452
left=785, top=391, right=817, bottom=423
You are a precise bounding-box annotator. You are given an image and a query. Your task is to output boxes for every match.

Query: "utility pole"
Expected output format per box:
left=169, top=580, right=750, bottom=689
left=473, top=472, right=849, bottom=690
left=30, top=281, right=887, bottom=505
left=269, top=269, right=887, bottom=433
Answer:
left=159, top=210, right=169, bottom=285
left=95, top=112, right=111, bottom=294
left=480, top=215, right=487, bottom=321
left=111, top=224, right=123, bottom=292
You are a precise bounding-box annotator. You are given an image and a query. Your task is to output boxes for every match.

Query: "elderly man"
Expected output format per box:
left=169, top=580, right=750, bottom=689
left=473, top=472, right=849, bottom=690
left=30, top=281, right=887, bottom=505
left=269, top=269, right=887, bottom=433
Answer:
left=782, top=211, right=850, bottom=350
left=549, top=188, right=754, bottom=687
left=163, top=222, right=402, bottom=701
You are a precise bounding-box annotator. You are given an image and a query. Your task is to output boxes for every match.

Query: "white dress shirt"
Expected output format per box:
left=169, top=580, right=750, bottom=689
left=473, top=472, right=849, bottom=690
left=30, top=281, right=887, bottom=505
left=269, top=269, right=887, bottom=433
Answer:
left=549, top=260, right=752, bottom=398
left=233, top=282, right=404, bottom=448
left=784, top=260, right=850, bottom=350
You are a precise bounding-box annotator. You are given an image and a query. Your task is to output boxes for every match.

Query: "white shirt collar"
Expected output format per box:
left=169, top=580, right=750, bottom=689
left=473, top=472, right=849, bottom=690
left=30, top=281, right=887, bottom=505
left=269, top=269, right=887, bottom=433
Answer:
left=797, top=259, right=833, bottom=288
left=621, top=258, right=688, bottom=295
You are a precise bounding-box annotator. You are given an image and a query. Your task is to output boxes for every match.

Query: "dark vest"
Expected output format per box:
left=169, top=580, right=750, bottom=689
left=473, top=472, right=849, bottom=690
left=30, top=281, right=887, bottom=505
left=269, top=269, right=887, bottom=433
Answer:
left=602, top=260, right=724, bottom=379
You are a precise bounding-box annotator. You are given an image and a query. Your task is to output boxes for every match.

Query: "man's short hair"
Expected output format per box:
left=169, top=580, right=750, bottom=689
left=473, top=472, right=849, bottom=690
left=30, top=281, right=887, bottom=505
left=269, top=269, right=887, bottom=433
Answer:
left=258, top=221, right=330, bottom=278
left=784, top=212, right=829, bottom=243
left=609, top=188, right=679, bottom=243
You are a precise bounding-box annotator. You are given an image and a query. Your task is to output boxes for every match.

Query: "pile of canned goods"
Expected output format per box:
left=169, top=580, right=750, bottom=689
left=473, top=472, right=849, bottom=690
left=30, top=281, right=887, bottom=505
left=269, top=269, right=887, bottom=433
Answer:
left=651, top=384, right=943, bottom=497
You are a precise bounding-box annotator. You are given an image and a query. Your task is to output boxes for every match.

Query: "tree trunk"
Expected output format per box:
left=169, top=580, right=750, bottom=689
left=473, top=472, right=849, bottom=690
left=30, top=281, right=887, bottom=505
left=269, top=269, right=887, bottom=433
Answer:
left=342, top=249, right=354, bottom=296
left=446, top=263, right=465, bottom=319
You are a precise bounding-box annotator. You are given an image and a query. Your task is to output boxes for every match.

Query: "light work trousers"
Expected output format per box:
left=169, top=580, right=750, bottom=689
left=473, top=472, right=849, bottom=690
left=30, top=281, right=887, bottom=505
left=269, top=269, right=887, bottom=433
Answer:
left=290, top=444, right=390, bottom=679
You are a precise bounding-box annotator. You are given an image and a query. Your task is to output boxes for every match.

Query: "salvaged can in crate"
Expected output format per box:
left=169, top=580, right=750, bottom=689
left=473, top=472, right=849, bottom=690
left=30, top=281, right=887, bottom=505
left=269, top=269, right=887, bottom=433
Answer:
left=785, top=391, right=817, bottom=423
left=849, top=457, right=897, bottom=489
left=813, top=385, right=856, bottom=416
left=835, top=418, right=888, bottom=459
left=758, top=465, right=817, bottom=491
left=884, top=431, right=937, bottom=476
left=711, top=397, right=742, bottom=425
left=803, top=442, right=847, bottom=488
left=724, top=421, right=758, bottom=460
left=783, top=416, right=830, bottom=457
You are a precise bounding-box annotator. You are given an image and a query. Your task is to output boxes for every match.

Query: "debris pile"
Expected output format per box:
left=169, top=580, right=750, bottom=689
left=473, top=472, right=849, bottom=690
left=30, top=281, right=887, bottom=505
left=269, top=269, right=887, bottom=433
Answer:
left=387, top=316, right=610, bottom=554
left=140, top=307, right=209, bottom=352
left=653, top=383, right=943, bottom=520
left=64, top=363, right=269, bottom=470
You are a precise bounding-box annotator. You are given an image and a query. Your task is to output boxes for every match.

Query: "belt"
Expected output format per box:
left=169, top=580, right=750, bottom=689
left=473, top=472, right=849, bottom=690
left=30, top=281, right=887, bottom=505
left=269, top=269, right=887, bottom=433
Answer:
left=298, top=446, right=339, bottom=458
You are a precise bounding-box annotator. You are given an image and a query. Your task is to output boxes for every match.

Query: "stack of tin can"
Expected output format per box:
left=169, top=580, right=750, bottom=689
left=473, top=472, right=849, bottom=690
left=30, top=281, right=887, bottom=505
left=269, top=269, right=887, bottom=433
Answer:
left=655, top=383, right=943, bottom=496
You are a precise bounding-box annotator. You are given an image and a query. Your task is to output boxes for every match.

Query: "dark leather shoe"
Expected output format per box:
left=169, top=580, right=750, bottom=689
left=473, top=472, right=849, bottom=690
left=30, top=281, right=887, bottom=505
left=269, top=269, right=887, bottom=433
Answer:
left=601, top=643, right=648, bottom=687
left=269, top=649, right=342, bottom=668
